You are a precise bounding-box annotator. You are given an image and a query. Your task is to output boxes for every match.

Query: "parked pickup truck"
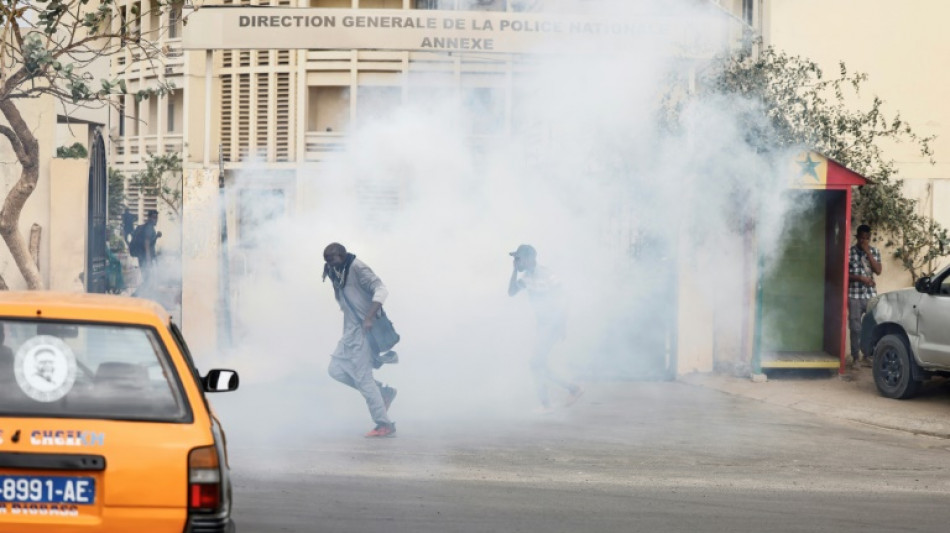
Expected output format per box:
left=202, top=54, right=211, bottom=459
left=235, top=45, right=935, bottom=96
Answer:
left=860, top=263, right=950, bottom=399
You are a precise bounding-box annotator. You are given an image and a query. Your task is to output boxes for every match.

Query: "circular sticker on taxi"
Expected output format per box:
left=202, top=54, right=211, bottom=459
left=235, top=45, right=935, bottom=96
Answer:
left=14, top=335, right=78, bottom=402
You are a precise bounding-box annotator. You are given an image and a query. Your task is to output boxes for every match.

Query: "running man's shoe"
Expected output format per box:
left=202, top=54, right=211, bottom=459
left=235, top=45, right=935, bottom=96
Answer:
left=381, top=386, right=397, bottom=410
left=365, top=422, right=396, bottom=438
left=378, top=350, right=399, bottom=365
left=563, top=386, right=585, bottom=407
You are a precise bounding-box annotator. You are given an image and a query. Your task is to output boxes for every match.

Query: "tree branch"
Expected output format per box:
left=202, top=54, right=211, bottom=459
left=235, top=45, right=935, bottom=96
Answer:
left=0, top=124, right=27, bottom=164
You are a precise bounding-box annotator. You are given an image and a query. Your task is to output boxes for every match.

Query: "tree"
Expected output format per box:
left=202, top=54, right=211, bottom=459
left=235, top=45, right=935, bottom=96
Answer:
left=696, top=45, right=946, bottom=282
left=129, top=151, right=182, bottom=219
left=107, top=166, right=125, bottom=252
left=0, top=0, right=176, bottom=289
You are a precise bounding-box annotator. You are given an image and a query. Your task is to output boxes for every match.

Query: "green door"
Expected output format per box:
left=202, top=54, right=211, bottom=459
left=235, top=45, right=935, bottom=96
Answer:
left=761, top=199, right=826, bottom=353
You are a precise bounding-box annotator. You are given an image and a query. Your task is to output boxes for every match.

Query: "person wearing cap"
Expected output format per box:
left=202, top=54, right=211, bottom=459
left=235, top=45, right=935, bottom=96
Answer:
left=323, top=242, right=398, bottom=438
left=508, top=244, right=583, bottom=411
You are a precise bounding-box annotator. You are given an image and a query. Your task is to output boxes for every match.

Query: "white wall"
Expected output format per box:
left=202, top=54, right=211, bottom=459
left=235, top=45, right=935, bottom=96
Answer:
left=768, top=0, right=950, bottom=291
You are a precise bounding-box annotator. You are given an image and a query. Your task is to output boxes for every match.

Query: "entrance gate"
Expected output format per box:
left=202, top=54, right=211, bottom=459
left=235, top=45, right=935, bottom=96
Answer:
left=86, top=129, right=108, bottom=294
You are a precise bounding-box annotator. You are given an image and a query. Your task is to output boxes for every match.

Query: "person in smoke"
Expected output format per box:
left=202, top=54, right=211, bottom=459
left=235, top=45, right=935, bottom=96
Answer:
left=848, top=224, right=882, bottom=368
left=130, top=209, right=162, bottom=295
left=508, top=244, right=583, bottom=411
left=322, top=242, right=398, bottom=438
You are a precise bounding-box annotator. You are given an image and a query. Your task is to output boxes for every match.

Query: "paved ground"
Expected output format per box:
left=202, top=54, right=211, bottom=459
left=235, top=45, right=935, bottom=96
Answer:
left=227, top=370, right=950, bottom=533
left=681, top=365, right=950, bottom=439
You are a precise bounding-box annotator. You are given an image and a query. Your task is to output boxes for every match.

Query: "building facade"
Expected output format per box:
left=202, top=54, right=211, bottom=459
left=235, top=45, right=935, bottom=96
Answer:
left=111, top=0, right=763, bottom=362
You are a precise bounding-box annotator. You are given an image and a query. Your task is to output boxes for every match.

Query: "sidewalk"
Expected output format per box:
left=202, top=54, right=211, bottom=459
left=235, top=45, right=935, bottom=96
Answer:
left=679, top=366, right=950, bottom=439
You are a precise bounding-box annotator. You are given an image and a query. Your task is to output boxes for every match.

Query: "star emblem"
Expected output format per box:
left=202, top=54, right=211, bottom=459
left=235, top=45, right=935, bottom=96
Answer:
left=798, top=154, right=821, bottom=181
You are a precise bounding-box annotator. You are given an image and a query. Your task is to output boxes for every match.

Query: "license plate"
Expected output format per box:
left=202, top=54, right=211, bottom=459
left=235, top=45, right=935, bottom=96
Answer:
left=0, top=476, right=95, bottom=504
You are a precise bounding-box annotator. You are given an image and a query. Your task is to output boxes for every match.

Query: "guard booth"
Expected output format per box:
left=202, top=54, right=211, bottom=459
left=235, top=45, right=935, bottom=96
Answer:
left=754, top=152, right=868, bottom=374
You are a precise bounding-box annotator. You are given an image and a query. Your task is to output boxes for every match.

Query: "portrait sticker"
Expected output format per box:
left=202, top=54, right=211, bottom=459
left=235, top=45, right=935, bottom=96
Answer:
left=14, top=335, right=78, bottom=402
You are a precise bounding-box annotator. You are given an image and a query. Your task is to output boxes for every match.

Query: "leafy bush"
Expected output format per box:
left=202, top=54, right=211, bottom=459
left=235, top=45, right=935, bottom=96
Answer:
left=56, top=142, right=88, bottom=159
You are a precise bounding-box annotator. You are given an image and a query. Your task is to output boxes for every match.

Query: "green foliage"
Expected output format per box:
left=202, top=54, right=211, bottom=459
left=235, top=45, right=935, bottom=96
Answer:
left=130, top=152, right=183, bottom=217
left=107, top=167, right=125, bottom=220
left=0, top=0, right=179, bottom=287
left=55, top=142, right=88, bottom=159
left=699, top=44, right=947, bottom=281
left=108, top=226, right=127, bottom=254
left=9, top=4, right=175, bottom=104
left=106, top=167, right=127, bottom=253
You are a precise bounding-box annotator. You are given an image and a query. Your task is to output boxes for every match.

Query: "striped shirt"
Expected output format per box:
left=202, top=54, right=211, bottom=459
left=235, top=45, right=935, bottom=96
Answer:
left=848, top=245, right=881, bottom=299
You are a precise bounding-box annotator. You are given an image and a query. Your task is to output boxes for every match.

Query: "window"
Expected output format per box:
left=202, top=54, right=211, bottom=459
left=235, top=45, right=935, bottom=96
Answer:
left=308, top=86, right=350, bottom=133
left=119, top=6, right=128, bottom=46
left=416, top=0, right=463, bottom=9
left=167, top=91, right=182, bottom=133
left=167, top=95, right=174, bottom=133
left=130, top=2, right=142, bottom=43
left=467, top=0, right=506, bottom=11
left=118, top=99, right=126, bottom=137
left=742, top=0, right=754, bottom=26
left=0, top=320, right=189, bottom=422
left=148, top=0, right=161, bottom=39
left=416, top=0, right=508, bottom=9
left=360, top=0, right=402, bottom=7
left=132, top=98, right=140, bottom=136
left=311, top=0, right=350, bottom=7
left=169, top=5, right=182, bottom=39
left=939, top=272, right=950, bottom=296
left=148, top=96, right=159, bottom=134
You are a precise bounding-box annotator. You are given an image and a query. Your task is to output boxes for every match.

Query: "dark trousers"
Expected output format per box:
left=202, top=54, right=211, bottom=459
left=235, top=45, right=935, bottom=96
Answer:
left=848, top=298, right=869, bottom=359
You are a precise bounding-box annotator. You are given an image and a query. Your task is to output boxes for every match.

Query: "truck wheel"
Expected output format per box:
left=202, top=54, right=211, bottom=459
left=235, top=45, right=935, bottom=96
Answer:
left=872, top=334, right=921, bottom=399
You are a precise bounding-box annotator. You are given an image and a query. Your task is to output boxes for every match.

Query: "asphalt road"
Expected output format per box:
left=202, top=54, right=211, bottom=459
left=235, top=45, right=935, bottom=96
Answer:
left=215, top=381, right=950, bottom=533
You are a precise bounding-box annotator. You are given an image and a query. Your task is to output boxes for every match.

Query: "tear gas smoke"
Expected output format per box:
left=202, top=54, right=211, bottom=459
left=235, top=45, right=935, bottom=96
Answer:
left=205, top=0, right=811, bottom=445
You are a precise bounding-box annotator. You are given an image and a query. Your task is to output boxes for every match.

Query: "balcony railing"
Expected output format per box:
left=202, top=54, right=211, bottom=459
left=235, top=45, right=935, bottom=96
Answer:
left=166, top=39, right=184, bottom=59
left=111, top=135, right=184, bottom=166
left=304, top=132, right=347, bottom=161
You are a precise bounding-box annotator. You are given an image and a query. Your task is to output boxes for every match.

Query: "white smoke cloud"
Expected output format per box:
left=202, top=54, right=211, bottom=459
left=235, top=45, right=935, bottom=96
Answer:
left=206, top=0, right=812, bottom=443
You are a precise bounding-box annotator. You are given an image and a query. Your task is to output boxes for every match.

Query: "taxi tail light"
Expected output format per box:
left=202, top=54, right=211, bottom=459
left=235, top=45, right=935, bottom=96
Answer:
left=188, top=445, right=221, bottom=512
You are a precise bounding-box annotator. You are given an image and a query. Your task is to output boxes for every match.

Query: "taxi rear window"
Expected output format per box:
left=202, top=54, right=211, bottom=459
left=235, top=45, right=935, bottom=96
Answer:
left=0, top=319, right=189, bottom=422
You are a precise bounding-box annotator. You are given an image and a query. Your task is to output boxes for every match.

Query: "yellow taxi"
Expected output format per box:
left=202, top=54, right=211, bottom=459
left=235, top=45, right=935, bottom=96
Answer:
left=0, top=292, right=238, bottom=532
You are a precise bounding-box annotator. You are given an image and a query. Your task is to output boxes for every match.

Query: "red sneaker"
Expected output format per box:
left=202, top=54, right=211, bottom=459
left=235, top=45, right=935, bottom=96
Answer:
left=365, top=423, right=396, bottom=438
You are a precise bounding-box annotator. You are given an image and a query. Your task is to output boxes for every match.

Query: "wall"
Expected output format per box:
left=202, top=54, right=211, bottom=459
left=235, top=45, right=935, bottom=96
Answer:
left=0, top=95, right=55, bottom=290
left=49, top=158, right=90, bottom=292
left=766, top=0, right=950, bottom=291
left=181, top=166, right=222, bottom=355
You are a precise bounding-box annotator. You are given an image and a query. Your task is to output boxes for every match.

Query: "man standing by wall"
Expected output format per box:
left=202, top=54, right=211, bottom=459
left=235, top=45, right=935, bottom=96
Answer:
left=848, top=224, right=882, bottom=367
left=130, top=209, right=162, bottom=295
left=323, top=242, right=397, bottom=438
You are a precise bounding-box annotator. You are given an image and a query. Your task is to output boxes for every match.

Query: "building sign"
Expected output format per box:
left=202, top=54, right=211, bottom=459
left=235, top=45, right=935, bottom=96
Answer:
left=182, top=7, right=685, bottom=54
